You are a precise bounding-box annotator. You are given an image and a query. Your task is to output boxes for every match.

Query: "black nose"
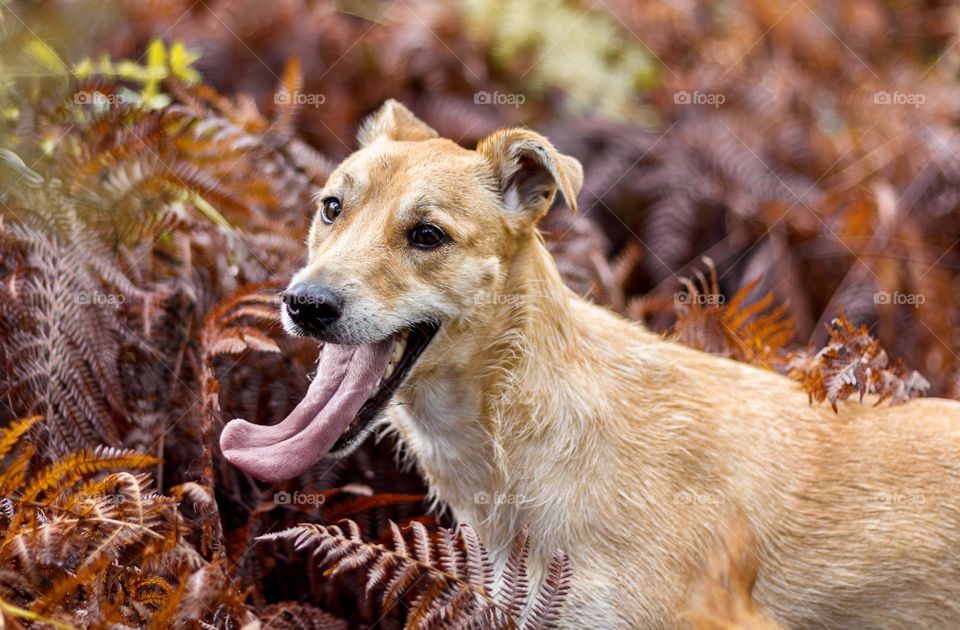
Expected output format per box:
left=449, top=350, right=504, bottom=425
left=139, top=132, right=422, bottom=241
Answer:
left=282, top=283, right=344, bottom=333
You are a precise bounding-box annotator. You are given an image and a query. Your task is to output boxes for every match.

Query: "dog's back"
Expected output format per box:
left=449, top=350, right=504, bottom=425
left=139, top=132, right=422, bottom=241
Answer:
left=474, top=288, right=960, bottom=628
left=656, top=337, right=960, bottom=627
left=550, top=300, right=960, bottom=627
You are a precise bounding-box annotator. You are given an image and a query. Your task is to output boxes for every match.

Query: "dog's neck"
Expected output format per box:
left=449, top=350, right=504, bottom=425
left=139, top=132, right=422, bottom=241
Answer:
left=389, top=233, right=632, bottom=558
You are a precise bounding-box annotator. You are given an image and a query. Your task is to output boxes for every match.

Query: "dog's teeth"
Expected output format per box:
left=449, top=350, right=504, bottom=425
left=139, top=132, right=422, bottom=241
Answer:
left=392, top=337, right=406, bottom=362
left=383, top=362, right=395, bottom=381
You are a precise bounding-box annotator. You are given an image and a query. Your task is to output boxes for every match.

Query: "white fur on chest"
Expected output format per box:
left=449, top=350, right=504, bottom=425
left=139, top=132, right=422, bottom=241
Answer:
left=388, top=369, right=496, bottom=518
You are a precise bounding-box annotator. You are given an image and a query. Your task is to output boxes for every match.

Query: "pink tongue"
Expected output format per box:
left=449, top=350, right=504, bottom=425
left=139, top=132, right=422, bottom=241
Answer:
left=219, top=338, right=394, bottom=482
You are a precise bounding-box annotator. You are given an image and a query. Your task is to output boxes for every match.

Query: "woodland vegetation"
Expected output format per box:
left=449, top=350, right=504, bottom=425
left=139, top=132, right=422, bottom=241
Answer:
left=0, top=0, right=958, bottom=627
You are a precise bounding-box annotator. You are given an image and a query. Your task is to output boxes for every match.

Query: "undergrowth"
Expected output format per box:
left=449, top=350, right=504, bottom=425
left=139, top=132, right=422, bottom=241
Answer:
left=0, top=0, right=955, bottom=627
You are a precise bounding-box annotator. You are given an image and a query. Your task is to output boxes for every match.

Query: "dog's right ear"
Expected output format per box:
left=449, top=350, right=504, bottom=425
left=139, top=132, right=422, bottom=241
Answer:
left=477, top=128, right=583, bottom=221
left=357, top=99, right=438, bottom=146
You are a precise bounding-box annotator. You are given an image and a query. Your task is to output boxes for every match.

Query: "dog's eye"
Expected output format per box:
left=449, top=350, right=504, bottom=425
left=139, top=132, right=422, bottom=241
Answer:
left=320, top=197, right=342, bottom=224
left=408, top=223, right=446, bottom=249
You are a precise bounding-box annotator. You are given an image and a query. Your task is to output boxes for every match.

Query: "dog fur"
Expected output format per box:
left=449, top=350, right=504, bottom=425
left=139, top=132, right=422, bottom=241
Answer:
left=289, top=99, right=960, bottom=628
left=685, top=511, right=784, bottom=630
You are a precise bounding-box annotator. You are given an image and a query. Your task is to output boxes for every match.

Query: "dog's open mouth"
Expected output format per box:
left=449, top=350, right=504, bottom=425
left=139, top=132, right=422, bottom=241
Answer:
left=219, top=322, right=438, bottom=482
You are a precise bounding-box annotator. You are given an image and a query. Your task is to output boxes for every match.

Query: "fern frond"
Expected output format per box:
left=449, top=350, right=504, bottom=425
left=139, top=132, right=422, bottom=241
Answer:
left=261, top=520, right=571, bottom=629
left=259, top=602, right=348, bottom=630
left=22, top=446, right=159, bottom=503
left=787, top=311, right=929, bottom=410
left=672, top=258, right=795, bottom=369
left=500, top=527, right=531, bottom=620
left=525, top=550, right=572, bottom=630
left=273, top=56, right=304, bottom=142
left=0, top=447, right=35, bottom=496
left=0, top=417, right=41, bottom=461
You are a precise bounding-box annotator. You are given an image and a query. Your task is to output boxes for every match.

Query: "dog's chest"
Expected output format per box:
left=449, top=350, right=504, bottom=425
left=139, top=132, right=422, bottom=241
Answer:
left=392, top=371, right=497, bottom=510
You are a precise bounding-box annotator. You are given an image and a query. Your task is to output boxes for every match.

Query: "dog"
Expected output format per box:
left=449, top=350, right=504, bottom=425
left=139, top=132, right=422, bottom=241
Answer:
left=221, top=100, right=960, bottom=628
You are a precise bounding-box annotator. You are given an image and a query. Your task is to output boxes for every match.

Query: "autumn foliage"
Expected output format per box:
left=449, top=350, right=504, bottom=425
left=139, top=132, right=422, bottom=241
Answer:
left=0, top=0, right=956, bottom=627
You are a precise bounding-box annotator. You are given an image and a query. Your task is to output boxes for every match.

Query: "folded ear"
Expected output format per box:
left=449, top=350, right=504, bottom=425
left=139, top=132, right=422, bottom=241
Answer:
left=477, top=128, right=583, bottom=220
left=357, top=99, right=438, bottom=146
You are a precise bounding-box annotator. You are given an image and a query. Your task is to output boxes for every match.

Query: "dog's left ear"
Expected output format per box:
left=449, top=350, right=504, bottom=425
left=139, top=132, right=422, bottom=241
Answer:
left=357, top=99, right=438, bottom=146
left=478, top=128, right=583, bottom=219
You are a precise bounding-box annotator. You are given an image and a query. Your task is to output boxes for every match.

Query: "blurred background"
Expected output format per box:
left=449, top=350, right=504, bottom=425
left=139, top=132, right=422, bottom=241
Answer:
left=2, top=0, right=960, bottom=627
left=7, top=0, right=960, bottom=389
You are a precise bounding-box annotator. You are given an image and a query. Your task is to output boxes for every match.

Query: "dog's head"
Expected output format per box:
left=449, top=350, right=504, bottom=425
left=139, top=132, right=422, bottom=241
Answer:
left=283, top=99, right=582, bottom=344
left=219, top=100, right=582, bottom=481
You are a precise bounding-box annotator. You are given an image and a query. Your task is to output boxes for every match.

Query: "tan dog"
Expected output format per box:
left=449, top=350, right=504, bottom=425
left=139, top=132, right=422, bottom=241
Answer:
left=221, top=100, right=960, bottom=628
